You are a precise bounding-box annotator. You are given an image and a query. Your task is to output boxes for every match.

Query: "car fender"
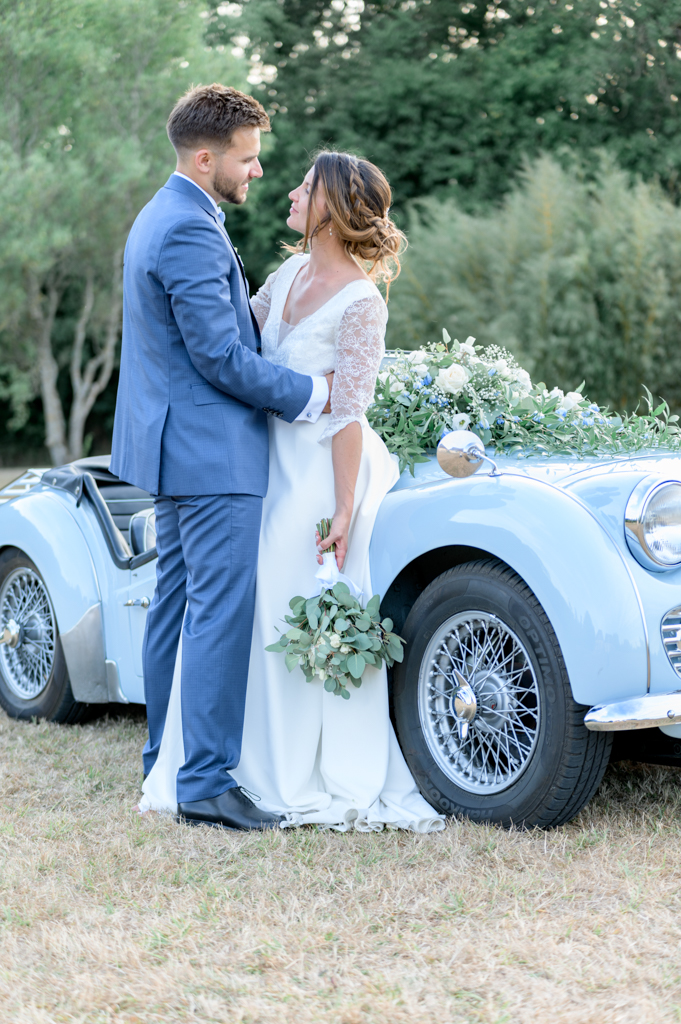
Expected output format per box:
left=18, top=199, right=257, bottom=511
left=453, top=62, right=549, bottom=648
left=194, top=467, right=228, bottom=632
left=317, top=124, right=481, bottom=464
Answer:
left=370, top=472, right=647, bottom=706
left=0, top=488, right=107, bottom=701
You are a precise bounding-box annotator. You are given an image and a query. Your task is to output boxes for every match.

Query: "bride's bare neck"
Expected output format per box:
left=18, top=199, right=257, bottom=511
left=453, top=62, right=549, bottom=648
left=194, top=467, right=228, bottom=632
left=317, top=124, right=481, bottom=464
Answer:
left=306, top=230, right=365, bottom=284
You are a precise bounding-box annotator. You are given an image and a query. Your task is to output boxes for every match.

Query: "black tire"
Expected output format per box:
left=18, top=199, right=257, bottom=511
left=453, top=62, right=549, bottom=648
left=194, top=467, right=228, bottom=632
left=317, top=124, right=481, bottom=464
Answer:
left=0, top=548, right=88, bottom=724
left=393, top=559, right=612, bottom=829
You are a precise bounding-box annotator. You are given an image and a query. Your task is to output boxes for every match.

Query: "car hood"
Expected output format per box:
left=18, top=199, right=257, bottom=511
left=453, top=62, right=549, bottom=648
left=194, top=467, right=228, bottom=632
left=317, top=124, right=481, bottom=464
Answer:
left=391, top=449, right=681, bottom=493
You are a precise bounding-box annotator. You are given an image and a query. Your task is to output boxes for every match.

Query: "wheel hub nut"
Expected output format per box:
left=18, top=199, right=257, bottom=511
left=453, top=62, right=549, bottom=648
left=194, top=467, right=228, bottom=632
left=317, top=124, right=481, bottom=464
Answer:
left=453, top=669, right=477, bottom=739
left=0, top=619, right=21, bottom=649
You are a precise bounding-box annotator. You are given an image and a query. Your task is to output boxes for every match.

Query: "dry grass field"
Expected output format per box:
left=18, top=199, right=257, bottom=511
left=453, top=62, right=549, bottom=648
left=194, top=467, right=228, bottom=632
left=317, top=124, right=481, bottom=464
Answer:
left=1, top=711, right=681, bottom=1024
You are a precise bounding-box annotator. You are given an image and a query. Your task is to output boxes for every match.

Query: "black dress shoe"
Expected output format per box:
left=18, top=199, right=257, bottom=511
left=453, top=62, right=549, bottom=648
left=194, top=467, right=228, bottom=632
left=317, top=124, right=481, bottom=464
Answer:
left=177, top=787, right=283, bottom=831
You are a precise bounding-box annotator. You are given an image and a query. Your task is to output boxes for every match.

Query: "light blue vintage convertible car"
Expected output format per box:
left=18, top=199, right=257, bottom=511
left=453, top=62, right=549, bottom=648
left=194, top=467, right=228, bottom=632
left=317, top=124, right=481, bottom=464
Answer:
left=0, top=432, right=679, bottom=828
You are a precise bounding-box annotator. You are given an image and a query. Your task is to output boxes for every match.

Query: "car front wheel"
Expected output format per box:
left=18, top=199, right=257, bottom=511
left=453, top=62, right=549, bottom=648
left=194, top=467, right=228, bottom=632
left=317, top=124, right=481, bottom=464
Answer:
left=0, top=548, right=87, bottom=724
left=393, top=558, right=612, bottom=829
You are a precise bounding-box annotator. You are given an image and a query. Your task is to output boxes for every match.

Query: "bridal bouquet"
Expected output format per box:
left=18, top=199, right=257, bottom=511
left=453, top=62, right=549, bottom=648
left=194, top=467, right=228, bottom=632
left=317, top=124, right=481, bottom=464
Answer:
left=367, top=330, right=681, bottom=474
left=265, top=521, right=405, bottom=699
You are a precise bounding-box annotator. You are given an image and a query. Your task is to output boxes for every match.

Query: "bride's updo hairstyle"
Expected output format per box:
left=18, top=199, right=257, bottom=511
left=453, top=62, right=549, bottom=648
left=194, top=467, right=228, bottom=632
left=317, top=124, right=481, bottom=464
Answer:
left=288, top=151, right=406, bottom=293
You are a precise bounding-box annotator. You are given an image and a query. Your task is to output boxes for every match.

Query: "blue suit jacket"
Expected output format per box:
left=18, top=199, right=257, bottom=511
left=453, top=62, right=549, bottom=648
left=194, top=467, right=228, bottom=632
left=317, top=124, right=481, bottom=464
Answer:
left=110, top=175, right=312, bottom=496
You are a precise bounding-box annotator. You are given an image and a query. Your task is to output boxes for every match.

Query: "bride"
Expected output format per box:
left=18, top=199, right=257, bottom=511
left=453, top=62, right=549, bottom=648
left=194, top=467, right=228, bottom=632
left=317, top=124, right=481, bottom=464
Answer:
left=140, top=151, right=445, bottom=833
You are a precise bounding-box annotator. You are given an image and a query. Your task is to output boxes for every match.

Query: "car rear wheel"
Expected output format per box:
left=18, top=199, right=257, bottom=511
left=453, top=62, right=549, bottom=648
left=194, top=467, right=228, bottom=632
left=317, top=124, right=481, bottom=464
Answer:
left=0, top=548, right=87, bottom=723
left=393, top=558, right=612, bottom=828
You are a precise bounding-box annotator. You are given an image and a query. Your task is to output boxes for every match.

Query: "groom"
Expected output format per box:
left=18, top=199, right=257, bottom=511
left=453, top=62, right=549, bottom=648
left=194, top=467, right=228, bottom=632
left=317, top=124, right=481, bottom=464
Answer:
left=111, top=84, right=332, bottom=830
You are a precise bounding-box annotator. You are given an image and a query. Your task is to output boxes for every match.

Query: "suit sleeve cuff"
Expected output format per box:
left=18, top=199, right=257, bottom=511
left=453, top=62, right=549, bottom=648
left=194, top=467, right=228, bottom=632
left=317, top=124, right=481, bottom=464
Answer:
left=295, top=376, right=329, bottom=423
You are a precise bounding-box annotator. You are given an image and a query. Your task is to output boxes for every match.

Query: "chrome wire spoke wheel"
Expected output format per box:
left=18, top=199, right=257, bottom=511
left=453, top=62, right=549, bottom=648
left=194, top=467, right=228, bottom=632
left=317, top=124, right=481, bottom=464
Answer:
left=418, top=610, right=540, bottom=795
left=0, top=568, right=56, bottom=701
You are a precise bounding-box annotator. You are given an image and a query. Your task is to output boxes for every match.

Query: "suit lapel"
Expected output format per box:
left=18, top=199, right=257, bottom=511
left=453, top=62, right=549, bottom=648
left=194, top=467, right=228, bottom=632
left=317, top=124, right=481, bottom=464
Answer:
left=164, top=176, right=262, bottom=348
left=217, top=220, right=262, bottom=345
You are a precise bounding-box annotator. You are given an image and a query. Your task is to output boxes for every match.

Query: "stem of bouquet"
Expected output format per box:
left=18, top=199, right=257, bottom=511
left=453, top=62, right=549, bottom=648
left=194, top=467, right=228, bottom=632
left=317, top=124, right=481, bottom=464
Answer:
left=316, top=517, right=336, bottom=553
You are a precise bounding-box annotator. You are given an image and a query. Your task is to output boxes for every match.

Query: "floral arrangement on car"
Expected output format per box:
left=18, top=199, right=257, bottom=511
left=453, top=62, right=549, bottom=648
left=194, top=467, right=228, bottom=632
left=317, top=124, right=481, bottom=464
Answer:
left=265, top=520, right=405, bottom=699
left=367, top=330, right=681, bottom=474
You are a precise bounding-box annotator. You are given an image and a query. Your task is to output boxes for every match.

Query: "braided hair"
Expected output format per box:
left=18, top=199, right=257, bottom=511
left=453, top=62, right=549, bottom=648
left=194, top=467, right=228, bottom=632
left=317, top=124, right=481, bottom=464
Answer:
left=285, top=151, right=407, bottom=294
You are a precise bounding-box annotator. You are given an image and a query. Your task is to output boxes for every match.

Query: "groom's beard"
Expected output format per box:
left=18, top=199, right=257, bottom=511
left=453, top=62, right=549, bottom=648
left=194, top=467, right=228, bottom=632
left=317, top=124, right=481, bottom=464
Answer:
left=212, top=167, right=248, bottom=205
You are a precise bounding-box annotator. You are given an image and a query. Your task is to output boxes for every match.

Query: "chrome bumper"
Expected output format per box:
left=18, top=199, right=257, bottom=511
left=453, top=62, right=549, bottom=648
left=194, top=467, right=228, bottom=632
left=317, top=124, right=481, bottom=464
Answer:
left=584, top=691, right=681, bottom=731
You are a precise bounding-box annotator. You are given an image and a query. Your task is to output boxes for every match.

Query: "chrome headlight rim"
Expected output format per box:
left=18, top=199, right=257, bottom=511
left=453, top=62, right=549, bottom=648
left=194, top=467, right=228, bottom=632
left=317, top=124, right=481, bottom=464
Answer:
left=625, top=475, right=681, bottom=572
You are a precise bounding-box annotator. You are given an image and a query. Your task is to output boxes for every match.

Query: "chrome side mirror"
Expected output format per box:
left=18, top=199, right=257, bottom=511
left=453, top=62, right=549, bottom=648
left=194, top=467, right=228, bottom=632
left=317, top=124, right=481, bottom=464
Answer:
left=437, top=430, right=500, bottom=478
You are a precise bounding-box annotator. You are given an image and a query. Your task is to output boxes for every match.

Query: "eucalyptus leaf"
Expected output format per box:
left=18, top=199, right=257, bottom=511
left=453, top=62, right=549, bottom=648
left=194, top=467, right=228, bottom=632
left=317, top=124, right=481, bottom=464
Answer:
left=285, top=652, right=301, bottom=673
left=347, top=653, right=366, bottom=679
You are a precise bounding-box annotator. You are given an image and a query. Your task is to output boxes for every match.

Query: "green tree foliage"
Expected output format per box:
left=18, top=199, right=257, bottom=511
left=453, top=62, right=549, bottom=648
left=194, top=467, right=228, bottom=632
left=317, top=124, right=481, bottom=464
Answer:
left=387, top=153, right=681, bottom=413
left=208, top=0, right=681, bottom=285
left=0, top=0, right=243, bottom=463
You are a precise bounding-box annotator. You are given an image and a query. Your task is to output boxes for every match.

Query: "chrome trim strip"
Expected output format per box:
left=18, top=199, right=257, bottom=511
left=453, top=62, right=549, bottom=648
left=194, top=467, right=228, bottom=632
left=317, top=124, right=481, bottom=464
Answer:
left=0, top=469, right=48, bottom=504
left=60, top=603, right=108, bottom=703
left=585, top=690, right=681, bottom=731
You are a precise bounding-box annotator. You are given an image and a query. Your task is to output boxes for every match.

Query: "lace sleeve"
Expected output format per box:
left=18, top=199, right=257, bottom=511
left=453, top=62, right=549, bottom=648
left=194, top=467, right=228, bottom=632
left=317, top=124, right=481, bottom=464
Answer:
left=250, top=267, right=278, bottom=332
left=318, top=294, right=387, bottom=446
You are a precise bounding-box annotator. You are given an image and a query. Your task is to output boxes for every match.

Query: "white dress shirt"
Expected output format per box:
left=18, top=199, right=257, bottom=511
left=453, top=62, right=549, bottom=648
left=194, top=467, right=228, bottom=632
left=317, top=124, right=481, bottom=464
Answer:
left=171, top=172, right=329, bottom=424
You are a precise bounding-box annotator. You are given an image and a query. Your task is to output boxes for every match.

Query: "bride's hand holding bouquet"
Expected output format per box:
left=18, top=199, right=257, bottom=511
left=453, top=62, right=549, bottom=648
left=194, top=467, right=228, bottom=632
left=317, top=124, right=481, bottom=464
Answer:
left=266, top=517, right=405, bottom=700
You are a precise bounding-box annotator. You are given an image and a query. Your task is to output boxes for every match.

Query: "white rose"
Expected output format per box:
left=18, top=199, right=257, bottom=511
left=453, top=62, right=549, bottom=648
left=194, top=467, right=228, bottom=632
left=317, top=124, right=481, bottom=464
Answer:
left=492, top=358, right=514, bottom=380
left=515, top=369, right=533, bottom=393
left=549, top=387, right=564, bottom=402
left=408, top=349, right=429, bottom=363
left=413, top=363, right=429, bottom=377
left=451, top=412, right=471, bottom=430
left=389, top=380, right=404, bottom=394
left=459, top=343, right=476, bottom=358
left=378, top=370, right=389, bottom=385
left=560, top=391, right=585, bottom=412
left=436, top=363, right=470, bottom=396
left=329, top=633, right=341, bottom=648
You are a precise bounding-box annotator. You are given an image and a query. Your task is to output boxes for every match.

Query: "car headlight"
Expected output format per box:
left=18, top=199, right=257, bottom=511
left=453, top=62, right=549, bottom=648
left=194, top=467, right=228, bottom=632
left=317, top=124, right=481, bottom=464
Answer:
left=625, top=477, right=681, bottom=571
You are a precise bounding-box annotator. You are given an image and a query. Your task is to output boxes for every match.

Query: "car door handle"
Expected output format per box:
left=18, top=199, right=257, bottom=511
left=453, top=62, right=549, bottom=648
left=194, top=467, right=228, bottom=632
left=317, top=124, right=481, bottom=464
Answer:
left=124, top=597, right=150, bottom=608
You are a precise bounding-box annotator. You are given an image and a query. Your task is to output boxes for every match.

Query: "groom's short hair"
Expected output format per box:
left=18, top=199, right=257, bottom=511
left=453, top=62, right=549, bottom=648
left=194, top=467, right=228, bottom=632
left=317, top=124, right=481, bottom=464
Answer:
left=167, top=83, right=270, bottom=153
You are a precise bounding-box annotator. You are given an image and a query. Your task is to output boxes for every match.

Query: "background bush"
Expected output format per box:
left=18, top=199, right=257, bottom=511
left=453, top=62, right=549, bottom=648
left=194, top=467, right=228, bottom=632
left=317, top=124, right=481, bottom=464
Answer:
left=386, top=153, right=681, bottom=412
left=2, top=0, right=681, bottom=461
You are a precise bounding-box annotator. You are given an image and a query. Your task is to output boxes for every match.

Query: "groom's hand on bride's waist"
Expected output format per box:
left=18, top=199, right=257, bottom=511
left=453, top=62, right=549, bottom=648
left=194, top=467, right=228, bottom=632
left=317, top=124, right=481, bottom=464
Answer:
left=323, top=372, right=334, bottom=414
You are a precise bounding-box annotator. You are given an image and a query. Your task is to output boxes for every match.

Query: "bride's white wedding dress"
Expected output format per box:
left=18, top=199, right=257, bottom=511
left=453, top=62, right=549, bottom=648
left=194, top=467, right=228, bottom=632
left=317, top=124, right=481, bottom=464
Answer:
left=140, top=253, right=445, bottom=832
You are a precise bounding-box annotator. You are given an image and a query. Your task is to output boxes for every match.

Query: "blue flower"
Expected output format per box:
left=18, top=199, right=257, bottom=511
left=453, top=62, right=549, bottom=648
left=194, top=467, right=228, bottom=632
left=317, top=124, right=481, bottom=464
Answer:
left=400, top=374, right=410, bottom=382
left=488, top=368, right=497, bottom=377
left=476, top=422, right=486, bottom=430
left=512, top=415, right=520, bottom=424
left=496, top=416, right=505, bottom=426
left=589, top=403, right=600, bottom=412
left=556, top=408, right=568, bottom=420
left=413, top=381, right=423, bottom=390
left=429, top=396, right=438, bottom=404
left=422, top=373, right=433, bottom=386
left=581, top=415, right=595, bottom=427
left=532, top=412, right=545, bottom=423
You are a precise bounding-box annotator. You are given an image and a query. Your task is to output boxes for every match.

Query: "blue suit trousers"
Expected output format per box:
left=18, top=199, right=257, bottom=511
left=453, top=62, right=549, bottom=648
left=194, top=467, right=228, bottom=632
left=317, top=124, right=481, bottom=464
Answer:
left=141, top=493, right=262, bottom=802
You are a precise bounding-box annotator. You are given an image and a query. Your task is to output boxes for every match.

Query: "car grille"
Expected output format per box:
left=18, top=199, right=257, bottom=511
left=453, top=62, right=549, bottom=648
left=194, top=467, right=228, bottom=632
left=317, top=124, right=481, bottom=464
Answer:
left=662, top=606, right=681, bottom=678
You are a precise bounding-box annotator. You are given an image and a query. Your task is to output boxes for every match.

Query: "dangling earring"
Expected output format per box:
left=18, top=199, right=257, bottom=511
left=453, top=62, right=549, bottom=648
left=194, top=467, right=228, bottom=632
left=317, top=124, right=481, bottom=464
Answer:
left=329, top=225, right=333, bottom=236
